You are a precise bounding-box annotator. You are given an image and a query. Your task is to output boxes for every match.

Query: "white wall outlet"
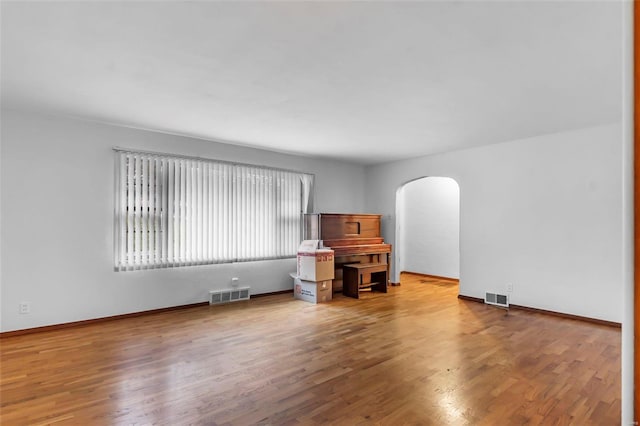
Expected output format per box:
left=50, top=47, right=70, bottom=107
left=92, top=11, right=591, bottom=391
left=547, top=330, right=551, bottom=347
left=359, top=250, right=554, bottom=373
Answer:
left=19, top=302, right=30, bottom=314
left=506, top=283, right=514, bottom=292
left=231, top=277, right=239, bottom=286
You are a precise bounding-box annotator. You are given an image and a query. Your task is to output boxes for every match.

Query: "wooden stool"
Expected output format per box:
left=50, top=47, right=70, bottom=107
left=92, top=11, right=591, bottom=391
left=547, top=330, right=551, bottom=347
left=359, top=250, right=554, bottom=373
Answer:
left=343, top=263, right=388, bottom=299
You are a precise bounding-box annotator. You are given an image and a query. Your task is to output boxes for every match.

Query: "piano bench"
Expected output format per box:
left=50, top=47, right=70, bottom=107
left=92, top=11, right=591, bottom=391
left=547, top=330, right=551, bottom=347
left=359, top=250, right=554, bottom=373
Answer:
left=343, top=263, right=388, bottom=299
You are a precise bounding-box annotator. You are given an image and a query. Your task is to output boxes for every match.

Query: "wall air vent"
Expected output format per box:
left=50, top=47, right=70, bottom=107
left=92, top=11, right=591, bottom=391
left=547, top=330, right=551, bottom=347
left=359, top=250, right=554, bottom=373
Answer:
left=485, top=292, right=509, bottom=308
left=210, top=287, right=251, bottom=305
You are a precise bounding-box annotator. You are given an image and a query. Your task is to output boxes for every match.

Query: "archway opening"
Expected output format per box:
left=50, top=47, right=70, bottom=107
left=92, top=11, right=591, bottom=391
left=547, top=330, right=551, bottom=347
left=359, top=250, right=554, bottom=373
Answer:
left=395, top=176, right=460, bottom=282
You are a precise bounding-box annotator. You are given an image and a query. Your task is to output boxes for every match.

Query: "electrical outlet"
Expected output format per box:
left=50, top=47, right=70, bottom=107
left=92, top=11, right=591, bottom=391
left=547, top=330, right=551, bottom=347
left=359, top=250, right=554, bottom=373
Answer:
left=231, top=277, right=239, bottom=286
left=19, top=302, right=30, bottom=314
left=506, top=283, right=514, bottom=293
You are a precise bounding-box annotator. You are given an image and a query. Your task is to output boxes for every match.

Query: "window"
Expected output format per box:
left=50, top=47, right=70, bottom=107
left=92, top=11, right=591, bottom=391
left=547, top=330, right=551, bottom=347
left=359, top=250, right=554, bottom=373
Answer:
left=114, top=149, right=314, bottom=271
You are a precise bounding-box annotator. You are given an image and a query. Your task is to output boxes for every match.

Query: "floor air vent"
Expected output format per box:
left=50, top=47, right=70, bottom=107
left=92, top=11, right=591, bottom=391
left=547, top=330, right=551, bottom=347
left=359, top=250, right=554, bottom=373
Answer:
left=210, top=287, right=250, bottom=305
left=485, top=292, right=509, bottom=308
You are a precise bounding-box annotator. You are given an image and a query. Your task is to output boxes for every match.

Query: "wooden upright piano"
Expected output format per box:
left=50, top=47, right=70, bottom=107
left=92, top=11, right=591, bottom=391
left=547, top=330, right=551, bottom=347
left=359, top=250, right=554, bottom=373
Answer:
left=303, top=213, right=392, bottom=293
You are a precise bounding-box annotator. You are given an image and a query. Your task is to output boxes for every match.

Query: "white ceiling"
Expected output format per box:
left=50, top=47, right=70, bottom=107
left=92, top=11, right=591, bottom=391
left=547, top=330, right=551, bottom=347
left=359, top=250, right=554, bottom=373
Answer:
left=1, top=1, right=622, bottom=165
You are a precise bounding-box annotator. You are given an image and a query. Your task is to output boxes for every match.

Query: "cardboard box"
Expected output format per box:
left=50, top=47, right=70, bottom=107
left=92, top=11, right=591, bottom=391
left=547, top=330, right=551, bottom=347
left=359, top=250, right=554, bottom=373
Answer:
left=296, top=240, right=335, bottom=281
left=291, top=274, right=333, bottom=304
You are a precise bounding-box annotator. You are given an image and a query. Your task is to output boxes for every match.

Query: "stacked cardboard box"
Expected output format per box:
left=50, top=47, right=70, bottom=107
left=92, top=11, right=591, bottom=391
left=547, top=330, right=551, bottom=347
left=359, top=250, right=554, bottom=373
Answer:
left=292, top=240, right=335, bottom=304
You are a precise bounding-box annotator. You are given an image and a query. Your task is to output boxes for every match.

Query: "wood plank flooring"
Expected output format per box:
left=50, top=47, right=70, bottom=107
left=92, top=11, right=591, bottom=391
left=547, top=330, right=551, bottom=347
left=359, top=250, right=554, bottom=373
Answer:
left=0, top=273, right=621, bottom=425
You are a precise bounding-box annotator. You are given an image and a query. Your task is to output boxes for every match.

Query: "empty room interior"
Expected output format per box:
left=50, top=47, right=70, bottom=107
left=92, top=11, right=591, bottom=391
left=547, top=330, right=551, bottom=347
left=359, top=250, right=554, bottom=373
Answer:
left=0, top=1, right=635, bottom=425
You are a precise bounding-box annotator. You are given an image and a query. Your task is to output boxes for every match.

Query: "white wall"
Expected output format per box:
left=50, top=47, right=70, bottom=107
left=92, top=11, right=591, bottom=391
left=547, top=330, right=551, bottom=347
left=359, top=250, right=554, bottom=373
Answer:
left=0, top=108, right=366, bottom=332
left=620, top=2, right=634, bottom=423
left=365, top=123, right=623, bottom=323
left=398, top=177, right=460, bottom=278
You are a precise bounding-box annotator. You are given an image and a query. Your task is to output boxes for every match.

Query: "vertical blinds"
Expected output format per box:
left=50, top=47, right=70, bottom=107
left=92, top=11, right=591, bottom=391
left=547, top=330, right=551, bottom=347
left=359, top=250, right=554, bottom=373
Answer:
left=114, top=150, right=314, bottom=271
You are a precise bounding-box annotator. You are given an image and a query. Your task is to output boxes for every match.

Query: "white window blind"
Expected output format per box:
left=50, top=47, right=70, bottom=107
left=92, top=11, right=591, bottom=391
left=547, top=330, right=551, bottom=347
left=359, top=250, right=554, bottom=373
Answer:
left=114, top=149, right=314, bottom=271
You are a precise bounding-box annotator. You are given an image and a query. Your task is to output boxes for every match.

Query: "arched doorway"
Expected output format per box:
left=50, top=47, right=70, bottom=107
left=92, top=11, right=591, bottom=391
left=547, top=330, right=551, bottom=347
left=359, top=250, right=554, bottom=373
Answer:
left=395, top=176, right=460, bottom=282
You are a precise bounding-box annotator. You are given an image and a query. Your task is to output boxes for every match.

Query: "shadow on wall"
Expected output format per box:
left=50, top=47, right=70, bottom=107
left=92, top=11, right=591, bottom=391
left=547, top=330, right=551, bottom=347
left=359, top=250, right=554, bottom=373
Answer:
left=395, top=176, right=460, bottom=281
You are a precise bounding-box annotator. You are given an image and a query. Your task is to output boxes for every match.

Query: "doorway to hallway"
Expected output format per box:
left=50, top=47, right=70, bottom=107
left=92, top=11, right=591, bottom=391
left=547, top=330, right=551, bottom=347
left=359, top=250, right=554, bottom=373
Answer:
left=395, top=176, right=460, bottom=281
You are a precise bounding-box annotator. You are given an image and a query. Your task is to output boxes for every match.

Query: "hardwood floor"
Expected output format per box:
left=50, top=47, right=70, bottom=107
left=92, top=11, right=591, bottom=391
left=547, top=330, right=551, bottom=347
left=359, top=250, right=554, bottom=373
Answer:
left=0, top=273, right=620, bottom=425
